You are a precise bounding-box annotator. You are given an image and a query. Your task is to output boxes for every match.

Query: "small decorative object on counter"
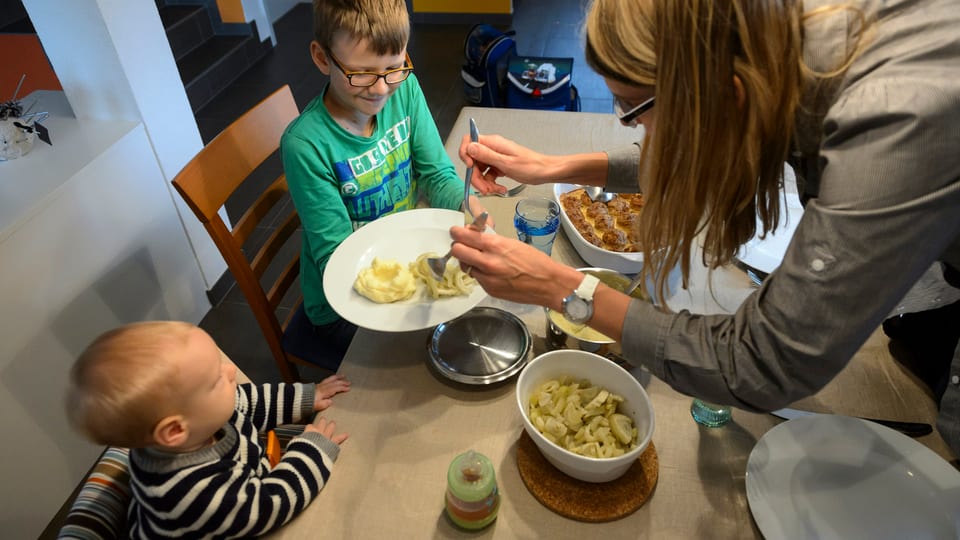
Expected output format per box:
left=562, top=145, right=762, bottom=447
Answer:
left=445, top=450, right=500, bottom=530
left=1, top=74, right=51, bottom=161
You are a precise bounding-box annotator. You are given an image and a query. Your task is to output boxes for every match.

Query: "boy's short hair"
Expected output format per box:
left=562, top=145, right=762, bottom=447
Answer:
left=66, top=321, right=193, bottom=448
left=313, top=0, right=409, bottom=55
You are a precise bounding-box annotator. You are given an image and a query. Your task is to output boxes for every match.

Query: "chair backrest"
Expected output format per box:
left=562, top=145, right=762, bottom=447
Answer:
left=173, top=85, right=305, bottom=382
left=57, top=447, right=131, bottom=540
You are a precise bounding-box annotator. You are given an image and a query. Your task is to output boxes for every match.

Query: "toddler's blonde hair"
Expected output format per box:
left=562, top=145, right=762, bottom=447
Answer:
left=66, top=321, right=193, bottom=448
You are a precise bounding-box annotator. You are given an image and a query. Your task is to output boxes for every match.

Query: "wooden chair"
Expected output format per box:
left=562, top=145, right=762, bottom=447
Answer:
left=173, top=85, right=340, bottom=382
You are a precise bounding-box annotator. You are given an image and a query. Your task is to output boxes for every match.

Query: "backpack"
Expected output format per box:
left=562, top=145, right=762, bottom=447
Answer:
left=505, top=55, right=581, bottom=112
left=461, top=24, right=517, bottom=107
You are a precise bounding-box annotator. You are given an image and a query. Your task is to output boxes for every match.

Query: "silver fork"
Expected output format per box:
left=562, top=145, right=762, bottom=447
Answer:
left=426, top=212, right=488, bottom=281
left=487, top=183, right=527, bottom=197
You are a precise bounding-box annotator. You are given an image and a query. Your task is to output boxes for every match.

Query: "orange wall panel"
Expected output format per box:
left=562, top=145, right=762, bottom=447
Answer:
left=0, top=35, right=62, bottom=99
left=412, top=0, right=511, bottom=14
left=216, top=0, right=246, bottom=23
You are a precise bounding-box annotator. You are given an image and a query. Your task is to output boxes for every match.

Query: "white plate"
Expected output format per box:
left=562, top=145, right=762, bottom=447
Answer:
left=746, top=415, right=960, bottom=540
left=323, top=208, right=487, bottom=332
left=552, top=183, right=644, bottom=274
left=738, top=165, right=804, bottom=274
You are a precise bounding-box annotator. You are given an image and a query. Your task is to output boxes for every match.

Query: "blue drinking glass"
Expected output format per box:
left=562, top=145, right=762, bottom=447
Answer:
left=514, top=197, right=560, bottom=255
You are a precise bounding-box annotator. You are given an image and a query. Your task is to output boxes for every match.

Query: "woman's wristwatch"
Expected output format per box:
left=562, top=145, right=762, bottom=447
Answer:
left=561, top=273, right=600, bottom=324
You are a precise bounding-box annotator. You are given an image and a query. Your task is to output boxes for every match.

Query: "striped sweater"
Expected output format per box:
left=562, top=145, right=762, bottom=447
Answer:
left=128, top=383, right=339, bottom=539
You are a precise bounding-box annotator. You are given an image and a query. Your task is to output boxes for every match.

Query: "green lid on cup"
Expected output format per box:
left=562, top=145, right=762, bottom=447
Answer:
left=447, top=450, right=496, bottom=503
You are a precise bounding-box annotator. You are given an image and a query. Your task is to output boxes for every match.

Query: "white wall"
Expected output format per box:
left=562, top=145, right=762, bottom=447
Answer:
left=0, top=0, right=227, bottom=536
left=262, top=0, right=306, bottom=24
left=0, top=122, right=211, bottom=538
left=26, top=0, right=227, bottom=289
left=245, top=0, right=307, bottom=46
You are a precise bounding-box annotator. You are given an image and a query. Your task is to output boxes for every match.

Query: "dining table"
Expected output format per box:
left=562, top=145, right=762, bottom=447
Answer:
left=266, top=106, right=956, bottom=539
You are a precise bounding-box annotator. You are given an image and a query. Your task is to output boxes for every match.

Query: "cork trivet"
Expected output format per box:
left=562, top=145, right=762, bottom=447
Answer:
left=516, top=430, right=658, bottom=522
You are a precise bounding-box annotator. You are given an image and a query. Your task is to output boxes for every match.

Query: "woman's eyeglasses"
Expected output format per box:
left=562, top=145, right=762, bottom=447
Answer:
left=614, top=96, right=655, bottom=124
left=327, top=50, right=414, bottom=87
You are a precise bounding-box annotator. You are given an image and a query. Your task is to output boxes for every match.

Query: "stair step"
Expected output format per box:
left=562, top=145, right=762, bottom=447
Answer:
left=182, top=33, right=270, bottom=112
left=0, top=0, right=30, bottom=33
left=178, top=34, right=247, bottom=85
left=158, top=4, right=202, bottom=29
left=0, top=16, right=33, bottom=33
left=160, top=4, right=213, bottom=61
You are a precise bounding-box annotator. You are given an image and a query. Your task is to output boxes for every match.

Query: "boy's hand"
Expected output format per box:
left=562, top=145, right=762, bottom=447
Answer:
left=304, top=415, right=348, bottom=445
left=314, top=374, right=350, bottom=411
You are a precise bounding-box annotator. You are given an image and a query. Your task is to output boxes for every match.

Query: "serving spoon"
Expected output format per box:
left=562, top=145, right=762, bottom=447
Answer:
left=623, top=272, right=643, bottom=297
left=426, top=212, right=489, bottom=281
left=584, top=185, right=615, bottom=203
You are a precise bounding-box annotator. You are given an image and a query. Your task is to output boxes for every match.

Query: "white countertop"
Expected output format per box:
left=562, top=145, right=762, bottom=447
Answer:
left=0, top=91, right=139, bottom=241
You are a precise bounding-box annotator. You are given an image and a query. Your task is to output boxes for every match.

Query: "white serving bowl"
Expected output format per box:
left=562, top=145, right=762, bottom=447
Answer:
left=516, top=349, right=655, bottom=482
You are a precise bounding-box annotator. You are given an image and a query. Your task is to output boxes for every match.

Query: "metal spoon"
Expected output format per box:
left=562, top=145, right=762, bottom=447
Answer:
left=623, top=272, right=643, bottom=296
left=426, top=212, right=489, bottom=281
left=583, top=185, right=615, bottom=203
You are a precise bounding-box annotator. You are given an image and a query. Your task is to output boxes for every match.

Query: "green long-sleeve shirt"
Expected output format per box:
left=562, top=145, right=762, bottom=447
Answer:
left=281, top=74, right=464, bottom=325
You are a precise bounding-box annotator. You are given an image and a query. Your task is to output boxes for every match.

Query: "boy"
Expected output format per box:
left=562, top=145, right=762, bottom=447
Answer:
left=66, top=321, right=350, bottom=539
left=281, top=0, right=488, bottom=354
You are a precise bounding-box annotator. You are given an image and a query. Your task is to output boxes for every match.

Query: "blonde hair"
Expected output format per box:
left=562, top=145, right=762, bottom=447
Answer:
left=313, top=0, right=410, bottom=55
left=585, top=0, right=870, bottom=303
left=66, top=321, right=193, bottom=448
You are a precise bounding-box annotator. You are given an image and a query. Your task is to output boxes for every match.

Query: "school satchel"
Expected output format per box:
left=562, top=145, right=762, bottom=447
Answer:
left=461, top=23, right=517, bottom=107
left=505, top=55, right=581, bottom=112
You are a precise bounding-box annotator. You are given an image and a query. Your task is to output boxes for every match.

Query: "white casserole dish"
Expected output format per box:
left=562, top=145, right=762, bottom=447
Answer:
left=552, top=183, right=645, bottom=274
left=553, top=184, right=682, bottom=301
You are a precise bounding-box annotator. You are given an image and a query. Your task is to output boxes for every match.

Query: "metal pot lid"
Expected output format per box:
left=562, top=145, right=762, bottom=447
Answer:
left=428, top=306, right=531, bottom=385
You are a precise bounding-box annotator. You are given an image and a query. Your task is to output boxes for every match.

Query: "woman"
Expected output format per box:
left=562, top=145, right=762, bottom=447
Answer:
left=451, top=0, right=960, bottom=453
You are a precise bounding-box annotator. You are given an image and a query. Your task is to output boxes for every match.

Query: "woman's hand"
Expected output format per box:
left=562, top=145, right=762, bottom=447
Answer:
left=458, top=134, right=556, bottom=194
left=313, top=374, right=350, bottom=412
left=304, top=415, right=348, bottom=445
left=449, top=225, right=584, bottom=310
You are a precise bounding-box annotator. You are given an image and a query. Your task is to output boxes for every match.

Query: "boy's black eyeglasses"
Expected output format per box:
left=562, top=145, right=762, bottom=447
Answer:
left=614, top=96, right=655, bottom=124
left=327, top=50, right=414, bottom=87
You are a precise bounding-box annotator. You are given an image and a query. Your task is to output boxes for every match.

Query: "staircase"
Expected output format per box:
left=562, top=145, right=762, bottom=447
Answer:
left=0, top=0, right=30, bottom=33
left=156, top=0, right=272, bottom=113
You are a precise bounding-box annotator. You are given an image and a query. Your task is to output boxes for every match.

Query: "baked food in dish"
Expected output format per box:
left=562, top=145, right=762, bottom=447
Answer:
left=558, top=188, right=645, bottom=252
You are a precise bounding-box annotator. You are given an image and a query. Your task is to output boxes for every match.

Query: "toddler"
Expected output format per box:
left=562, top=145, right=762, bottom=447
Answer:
left=66, top=321, right=349, bottom=538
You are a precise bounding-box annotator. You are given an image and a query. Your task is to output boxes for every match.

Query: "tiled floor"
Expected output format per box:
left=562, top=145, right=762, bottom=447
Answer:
left=196, top=0, right=613, bottom=384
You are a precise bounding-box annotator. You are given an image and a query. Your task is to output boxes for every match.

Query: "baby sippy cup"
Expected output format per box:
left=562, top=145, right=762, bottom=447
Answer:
left=445, top=450, right=500, bottom=530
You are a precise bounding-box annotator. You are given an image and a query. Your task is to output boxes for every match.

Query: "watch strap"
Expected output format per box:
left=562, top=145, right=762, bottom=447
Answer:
left=574, top=273, right=600, bottom=301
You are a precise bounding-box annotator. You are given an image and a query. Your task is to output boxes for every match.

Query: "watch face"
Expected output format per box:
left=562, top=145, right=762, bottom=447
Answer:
left=563, top=296, right=591, bottom=323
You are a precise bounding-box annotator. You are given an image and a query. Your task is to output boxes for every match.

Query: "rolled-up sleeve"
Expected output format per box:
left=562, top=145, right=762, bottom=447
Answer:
left=605, top=143, right=643, bottom=193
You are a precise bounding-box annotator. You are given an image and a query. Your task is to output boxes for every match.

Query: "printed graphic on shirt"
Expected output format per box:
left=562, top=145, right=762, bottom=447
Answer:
left=332, top=117, right=417, bottom=228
